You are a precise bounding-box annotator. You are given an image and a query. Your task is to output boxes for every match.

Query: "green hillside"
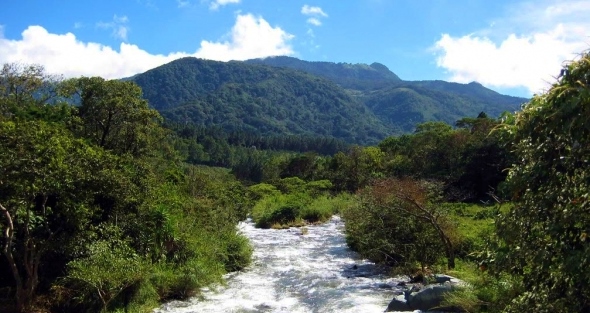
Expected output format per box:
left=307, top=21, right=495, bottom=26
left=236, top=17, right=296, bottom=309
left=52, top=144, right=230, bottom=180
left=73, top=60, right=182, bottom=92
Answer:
left=132, top=57, right=391, bottom=144
left=248, top=57, right=527, bottom=132
left=131, top=56, right=527, bottom=143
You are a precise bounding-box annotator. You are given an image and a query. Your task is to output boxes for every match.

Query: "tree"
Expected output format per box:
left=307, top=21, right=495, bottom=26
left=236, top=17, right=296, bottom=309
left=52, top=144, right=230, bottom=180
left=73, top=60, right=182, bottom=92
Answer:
left=495, top=52, right=590, bottom=312
left=343, top=178, right=457, bottom=270
left=0, top=63, right=67, bottom=122
left=0, top=120, right=113, bottom=311
left=63, top=77, right=162, bottom=156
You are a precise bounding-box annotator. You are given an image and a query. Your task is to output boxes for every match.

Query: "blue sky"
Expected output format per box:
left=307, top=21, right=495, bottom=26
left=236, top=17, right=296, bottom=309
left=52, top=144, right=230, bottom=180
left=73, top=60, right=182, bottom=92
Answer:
left=1, top=0, right=588, bottom=97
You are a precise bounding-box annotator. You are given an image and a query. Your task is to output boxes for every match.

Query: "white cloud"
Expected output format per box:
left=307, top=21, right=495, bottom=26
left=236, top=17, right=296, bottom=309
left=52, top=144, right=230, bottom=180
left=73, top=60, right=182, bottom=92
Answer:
left=96, top=15, right=130, bottom=41
left=433, top=0, right=590, bottom=95
left=0, top=14, right=294, bottom=79
left=197, top=14, right=294, bottom=60
left=301, top=5, right=327, bottom=32
left=306, top=18, right=322, bottom=26
left=301, top=5, right=328, bottom=17
left=210, top=0, right=241, bottom=10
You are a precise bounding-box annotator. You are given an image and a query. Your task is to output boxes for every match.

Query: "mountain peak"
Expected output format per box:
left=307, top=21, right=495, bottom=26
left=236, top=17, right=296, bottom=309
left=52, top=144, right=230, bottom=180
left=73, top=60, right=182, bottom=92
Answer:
left=245, top=56, right=401, bottom=90
left=369, top=62, right=391, bottom=73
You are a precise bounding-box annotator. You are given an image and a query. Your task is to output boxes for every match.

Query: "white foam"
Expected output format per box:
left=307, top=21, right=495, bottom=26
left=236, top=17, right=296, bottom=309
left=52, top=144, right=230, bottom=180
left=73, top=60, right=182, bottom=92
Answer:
left=155, top=216, right=403, bottom=313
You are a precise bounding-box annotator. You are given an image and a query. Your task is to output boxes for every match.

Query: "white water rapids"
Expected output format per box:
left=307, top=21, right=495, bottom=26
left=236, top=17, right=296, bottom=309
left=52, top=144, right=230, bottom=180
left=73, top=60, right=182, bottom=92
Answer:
left=155, top=216, right=411, bottom=313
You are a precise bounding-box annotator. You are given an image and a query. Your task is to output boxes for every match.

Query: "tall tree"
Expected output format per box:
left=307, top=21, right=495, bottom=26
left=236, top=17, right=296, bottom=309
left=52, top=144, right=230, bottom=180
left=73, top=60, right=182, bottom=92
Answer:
left=63, top=77, right=162, bottom=156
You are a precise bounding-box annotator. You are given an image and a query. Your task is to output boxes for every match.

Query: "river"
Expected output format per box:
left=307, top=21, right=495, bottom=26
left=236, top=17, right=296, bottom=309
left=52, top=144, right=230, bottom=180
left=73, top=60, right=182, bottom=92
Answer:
left=155, top=216, right=406, bottom=313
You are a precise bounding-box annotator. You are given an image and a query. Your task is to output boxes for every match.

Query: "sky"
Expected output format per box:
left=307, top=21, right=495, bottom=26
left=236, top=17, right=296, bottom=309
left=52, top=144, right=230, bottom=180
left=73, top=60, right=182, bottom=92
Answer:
left=1, top=0, right=589, bottom=98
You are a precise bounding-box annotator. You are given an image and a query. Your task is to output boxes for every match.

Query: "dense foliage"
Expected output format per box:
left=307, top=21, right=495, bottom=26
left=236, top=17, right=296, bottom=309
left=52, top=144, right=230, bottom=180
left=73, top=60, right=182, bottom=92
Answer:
left=491, top=52, right=590, bottom=312
left=248, top=56, right=526, bottom=132
left=130, top=57, right=525, bottom=144
left=0, top=64, right=252, bottom=313
left=132, top=57, right=389, bottom=144
left=246, top=56, right=402, bottom=90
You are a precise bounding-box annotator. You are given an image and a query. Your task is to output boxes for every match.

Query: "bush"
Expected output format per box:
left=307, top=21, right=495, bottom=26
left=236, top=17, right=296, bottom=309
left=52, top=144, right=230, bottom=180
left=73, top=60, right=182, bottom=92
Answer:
left=251, top=191, right=356, bottom=228
left=252, top=193, right=310, bottom=228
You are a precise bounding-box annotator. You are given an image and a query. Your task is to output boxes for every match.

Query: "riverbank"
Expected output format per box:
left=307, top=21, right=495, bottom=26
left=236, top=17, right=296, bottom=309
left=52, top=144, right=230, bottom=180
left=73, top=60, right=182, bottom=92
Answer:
left=155, top=216, right=400, bottom=312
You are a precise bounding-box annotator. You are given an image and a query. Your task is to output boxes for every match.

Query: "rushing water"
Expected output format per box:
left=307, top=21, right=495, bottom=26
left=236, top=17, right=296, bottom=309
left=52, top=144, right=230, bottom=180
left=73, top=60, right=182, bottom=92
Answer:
left=155, top=216, right=407, bottom=313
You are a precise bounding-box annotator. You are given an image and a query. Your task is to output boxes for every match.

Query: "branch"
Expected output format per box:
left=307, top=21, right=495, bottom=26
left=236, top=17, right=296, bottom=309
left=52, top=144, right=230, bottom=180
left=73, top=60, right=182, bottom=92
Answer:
left=1, top=202, right=23, bottom=290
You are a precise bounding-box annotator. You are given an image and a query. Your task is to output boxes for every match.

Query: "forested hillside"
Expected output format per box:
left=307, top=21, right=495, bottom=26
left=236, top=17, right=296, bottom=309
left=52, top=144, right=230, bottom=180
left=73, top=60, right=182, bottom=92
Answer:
left=245, top=56, right=402, bottom=90
left=130, top=57, right=526, bottom=141
left=132, top=57, right=390, bottom=144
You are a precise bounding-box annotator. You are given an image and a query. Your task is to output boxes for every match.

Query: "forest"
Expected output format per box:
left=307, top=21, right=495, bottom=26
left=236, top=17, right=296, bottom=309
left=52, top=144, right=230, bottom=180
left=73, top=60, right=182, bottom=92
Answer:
left=1, top=51, right=589, bottom=313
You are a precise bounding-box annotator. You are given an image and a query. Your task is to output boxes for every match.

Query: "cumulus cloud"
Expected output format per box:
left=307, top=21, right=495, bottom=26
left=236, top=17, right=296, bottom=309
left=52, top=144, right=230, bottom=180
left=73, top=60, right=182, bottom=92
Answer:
left=197, top=14, right=294, bottom=60
left=0, top=14, right=294, bottom=79
left=434, top=0, right=590, bottom=95
left=301, top=5, right=328, bottom=17
left=210, top=0, right=241, bottom=10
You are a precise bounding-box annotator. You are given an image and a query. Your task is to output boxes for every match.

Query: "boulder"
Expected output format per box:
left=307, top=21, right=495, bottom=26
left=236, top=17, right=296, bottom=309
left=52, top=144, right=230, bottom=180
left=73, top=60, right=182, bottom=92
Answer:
left=434, top=274, right=453, bottom=284
left=407, top=284, right=453, bottom=311
left=386, top=274, right=468, bottom=312
left=385, top=294, right=412, bottom=312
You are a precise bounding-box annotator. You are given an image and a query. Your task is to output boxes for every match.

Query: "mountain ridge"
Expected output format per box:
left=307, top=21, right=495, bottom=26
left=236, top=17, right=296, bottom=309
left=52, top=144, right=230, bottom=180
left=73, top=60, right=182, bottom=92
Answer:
left=130, top=56, right=527, bottom=144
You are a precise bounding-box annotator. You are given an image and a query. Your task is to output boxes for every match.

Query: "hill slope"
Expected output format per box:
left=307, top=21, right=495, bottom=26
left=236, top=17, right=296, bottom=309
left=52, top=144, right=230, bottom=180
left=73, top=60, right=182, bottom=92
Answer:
left=131, top=56, right=527, bottom=143
left=132, top=57, right=391, bottom=144
left=247, top=57, right=527, bottom=132
left=245, top=56, right=401, bottom=90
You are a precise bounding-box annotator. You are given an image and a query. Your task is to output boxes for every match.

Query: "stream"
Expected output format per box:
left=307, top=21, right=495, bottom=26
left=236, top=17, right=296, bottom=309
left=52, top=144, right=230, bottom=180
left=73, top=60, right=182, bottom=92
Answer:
left=155, top=216, right=407, bottom=313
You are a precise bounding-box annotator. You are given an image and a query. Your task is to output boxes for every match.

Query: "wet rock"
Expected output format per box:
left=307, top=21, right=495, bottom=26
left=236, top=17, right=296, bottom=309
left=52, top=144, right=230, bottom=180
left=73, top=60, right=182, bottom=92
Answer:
left=385, top=294, right=412, bottom=312
left=254, top=303, right=273, bottom=311
left=407, top=284, right=453, bottom=311
left=386, top=275, right=467, bottom=312
left=434, top=274, right=453, bottom=284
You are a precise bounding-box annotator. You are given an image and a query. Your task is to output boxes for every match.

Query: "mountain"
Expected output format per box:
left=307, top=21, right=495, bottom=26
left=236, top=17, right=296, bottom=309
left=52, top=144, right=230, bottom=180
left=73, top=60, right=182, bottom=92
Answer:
left=245, top=56, right=401, bottom=90
left=132, top=57, right=390, bottom=144
left=130, top=56, right=527, bottom=144
left=246, top=56, right=527, bottom=131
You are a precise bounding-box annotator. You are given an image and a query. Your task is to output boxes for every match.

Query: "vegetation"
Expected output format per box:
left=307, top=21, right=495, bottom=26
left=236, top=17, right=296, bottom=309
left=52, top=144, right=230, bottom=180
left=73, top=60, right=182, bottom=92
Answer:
left=1, top=50, right=585, bottom=313
left=0, top=64, right=252, bottom=312
left=249, top=178, right=352, bottom=228
left=248, top=56, right=526, bottom=132
left=132, top=57, right=389, bottom=144
left=130, top=57, right=525, bottom=145
left=488, top=52, right=590, bottom=312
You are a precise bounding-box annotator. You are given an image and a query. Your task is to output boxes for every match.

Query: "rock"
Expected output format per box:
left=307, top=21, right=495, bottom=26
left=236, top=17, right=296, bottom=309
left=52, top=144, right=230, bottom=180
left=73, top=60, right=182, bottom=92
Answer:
left=385, top=294, right=412, bottom=312
left=407, top=284, right=453, bottom=311
left=385, top=274, right=468, bottom=312
left=434, top=274, right=453, bottom=284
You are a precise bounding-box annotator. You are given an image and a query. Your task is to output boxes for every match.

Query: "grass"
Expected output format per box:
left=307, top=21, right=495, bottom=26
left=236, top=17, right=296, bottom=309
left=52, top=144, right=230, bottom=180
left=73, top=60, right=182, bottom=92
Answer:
left=251, top=192, right=355, bottom=228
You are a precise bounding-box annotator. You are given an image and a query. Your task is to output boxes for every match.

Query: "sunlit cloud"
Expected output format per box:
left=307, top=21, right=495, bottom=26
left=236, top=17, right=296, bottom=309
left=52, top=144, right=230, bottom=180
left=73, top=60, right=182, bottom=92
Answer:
left=434, top=0, right=590, bottom=95
left=0, top=14, right=294, bottom=79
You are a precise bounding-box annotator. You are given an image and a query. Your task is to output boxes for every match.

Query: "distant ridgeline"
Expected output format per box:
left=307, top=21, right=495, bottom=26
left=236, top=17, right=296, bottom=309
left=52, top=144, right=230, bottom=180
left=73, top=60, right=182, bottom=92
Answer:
left=130, top=56, right=527, bottom=145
